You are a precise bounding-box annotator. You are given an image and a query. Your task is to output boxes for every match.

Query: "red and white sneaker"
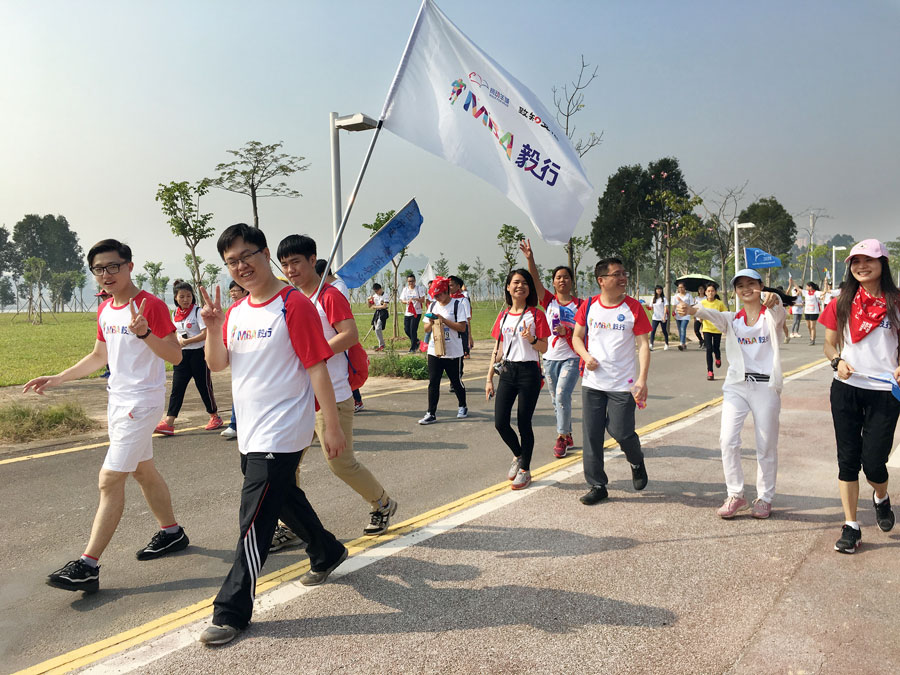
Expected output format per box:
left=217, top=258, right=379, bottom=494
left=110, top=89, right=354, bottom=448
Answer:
left=553, top=436, right=567, bottom=459
left=155, top=421, right=175, bottom=436
left=510, top=469, right=532, bottom=490
left=205, top=415, right=223, bottom=431
left=716, top=495, right=749, bottom=519
left=751, top=499, right=772, bottom=519
left=565, top=434, right=574, bottom=448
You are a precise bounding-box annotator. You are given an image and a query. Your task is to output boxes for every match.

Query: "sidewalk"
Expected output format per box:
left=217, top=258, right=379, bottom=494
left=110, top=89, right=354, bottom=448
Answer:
left=82, top=363, right=900, bottom=674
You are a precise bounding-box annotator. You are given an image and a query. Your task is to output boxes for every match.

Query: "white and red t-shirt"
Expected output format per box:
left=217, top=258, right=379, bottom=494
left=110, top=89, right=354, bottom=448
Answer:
left=425, top=298, right=471, bottom=359
left=311, top=283, right=354, bottom=403
left=491, top=307, right=551, bottom=363
left=173, top=304, right=206, bottom=351
left=732, top=307, right=774, bottom=375
left=803, top=290, right=823, bottom=315
left=819, top=300, right=899, bottom=391
left=399, top=284, right=427, bottom=316
left=540, top=289, right=582, bottom=361
left=575, top=295, right=651, bottom=392
left=223, top=287, right=333, bottom=454
left=97, top=290, right=176, bottom=408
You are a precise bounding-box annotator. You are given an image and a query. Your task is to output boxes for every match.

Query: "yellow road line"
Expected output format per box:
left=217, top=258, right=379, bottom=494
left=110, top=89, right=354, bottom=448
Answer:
left=13, top=358, right=827, bottom=674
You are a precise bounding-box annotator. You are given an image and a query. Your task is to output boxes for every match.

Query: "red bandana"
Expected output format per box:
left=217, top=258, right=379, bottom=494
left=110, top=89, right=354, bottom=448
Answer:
left=849, top=287, right=886, bottom=343
left=173, top=304, right=195, bottom=322
left=450, top=291, right=464, bottom=299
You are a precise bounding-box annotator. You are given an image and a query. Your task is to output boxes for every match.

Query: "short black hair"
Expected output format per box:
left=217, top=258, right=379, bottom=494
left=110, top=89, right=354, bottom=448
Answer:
left=87, top=239, right=132, bottom=267
left=315, top=259, right=330, bottom=277
left=448, top=275, right=464, bottom=287
left=217, top=223, right=266, bottom=258
left=228, top=280, right=244, bottom=291
left=406, top=274, right=416, bottom=280
left=278, top=234, right=316, bottom=262
left=373, top=283, right=382, bottom=291
left=594, top=257, right=624, bottom=278
left=504, top=268, right=539, bottom=307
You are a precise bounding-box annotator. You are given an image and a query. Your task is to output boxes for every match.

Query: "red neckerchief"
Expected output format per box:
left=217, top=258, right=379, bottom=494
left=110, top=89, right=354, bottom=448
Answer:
left=849, top=286, right=887, bottom=342
left=173, top=304, right=194, bottom=322
left=450, top=292, right=464, bottom=299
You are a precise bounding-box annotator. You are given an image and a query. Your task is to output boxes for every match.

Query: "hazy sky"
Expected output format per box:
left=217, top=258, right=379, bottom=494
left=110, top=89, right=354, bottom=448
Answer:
left=2, top=0, right=898, bottom=285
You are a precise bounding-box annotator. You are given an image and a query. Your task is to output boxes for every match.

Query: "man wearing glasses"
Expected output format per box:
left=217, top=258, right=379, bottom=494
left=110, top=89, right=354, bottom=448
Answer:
left=399, top=274, right=427, bottom=352
left=572, top=258, right=652, bottom=506
left=24, top=239, right=189, bottom=593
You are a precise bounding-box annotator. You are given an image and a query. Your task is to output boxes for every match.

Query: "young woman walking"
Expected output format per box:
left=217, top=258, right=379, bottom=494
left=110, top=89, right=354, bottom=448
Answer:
left=700, top=284, right=727, bottom=380
left=678, top=269, right=785, bottom=519
left=156, top=281, right=221, bottom=435
left=649, top=285, right=670, bottom=351
left=520, top=240, right=583, bottom=458
left=672, top=281, right=695, bottom=351
left=485, top=269, right=550, bottom=490
left=803, top=281, right=823, bottom=345
left=820, top=239, right=900, bottom=553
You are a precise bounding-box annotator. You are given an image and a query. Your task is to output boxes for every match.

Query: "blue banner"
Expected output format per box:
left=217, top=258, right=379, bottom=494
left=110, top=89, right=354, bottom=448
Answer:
left=337, top=198, right=423, bottom=288
left=744, top=247, right=782, bottom=269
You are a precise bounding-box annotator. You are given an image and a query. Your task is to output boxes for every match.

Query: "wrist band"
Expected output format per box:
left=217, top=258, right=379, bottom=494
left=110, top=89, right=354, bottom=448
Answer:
left=136, top=328, right=152, bottom=340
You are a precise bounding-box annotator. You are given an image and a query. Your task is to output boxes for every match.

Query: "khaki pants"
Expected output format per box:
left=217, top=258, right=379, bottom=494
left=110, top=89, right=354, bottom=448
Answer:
left=296, top=397, right=388, bottom=508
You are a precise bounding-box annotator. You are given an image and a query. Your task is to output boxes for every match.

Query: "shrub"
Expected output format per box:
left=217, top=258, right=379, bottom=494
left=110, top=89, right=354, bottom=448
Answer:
left=0, top=402, right=98, bottom=444
left=368, top=351, right=429, bottom=380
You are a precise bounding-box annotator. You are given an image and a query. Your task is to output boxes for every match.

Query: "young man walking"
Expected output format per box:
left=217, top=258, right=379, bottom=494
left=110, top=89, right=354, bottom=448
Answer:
left=399, top=274, right=427, bottom=352
left=24, top=239, right=189, bottom=593
left=275, top=234, right=398, bottom=544
left=198, top=224, right=347, bottom=646
left=572, top=258, right=652, bottom=505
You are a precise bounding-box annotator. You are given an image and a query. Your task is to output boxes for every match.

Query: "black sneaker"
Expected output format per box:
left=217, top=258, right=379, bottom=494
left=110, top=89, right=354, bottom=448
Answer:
left=874, top=493, right=895, bottom=532
left=299, top=547, right=348, bottom=586
left=834, top=524, right=862, bottom=554
left=363, top=498, right=398, bottom=536
left=136, top=527, right=190, bottom=561
left=580, top=486, right=609, bottom=505
left=631, top=461, right=648, bottom=491
left=47, top=559, right=100, bottom=593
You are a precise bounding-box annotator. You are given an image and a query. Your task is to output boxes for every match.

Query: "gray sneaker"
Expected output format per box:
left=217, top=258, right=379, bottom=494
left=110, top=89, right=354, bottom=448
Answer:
left=457, top=406, right=468, bottom=419
left=363, top=498, right=398, bottom=536
left=418, top=412, right=437, bottom=425
left=299, top=547, right=348, bottom=586
left=511, top=469, right=532, bottom=490
left=507, top=457, right=521, bottom=481
left=270, top=524, right=302, bottom=552
left=198, top=624, right=241, bottom=646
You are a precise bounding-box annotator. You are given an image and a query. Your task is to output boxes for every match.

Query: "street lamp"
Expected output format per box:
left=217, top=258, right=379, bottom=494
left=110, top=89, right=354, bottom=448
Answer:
left=832, top=245, right=847, bottom=286
left=733, top=221, right=755, bottom=310
left=330, top=112, right=378, bottom=269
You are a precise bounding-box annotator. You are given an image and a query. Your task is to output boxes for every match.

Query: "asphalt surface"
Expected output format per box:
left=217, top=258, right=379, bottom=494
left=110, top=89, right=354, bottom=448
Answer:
left=3, top=338, right=881, bottom=673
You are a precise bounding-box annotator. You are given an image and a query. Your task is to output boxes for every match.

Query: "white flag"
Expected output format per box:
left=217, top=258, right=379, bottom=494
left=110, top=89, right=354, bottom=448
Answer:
left=381, top=0, right=593, bottom=245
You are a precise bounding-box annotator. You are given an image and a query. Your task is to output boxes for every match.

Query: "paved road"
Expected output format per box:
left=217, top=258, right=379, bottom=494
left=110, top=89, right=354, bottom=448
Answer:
left=1, top=340, right=829, bottom=673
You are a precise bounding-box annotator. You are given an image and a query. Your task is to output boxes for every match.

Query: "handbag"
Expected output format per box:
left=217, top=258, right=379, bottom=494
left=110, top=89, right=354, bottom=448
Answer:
left=493, top=310, right=525, bottom=375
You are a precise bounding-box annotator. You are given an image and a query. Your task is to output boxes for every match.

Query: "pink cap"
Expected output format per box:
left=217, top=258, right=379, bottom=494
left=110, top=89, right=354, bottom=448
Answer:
left=845, top=238, right=888, bottom=262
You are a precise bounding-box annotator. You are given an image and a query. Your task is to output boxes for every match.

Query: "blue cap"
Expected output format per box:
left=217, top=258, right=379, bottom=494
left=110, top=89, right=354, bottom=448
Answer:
left=731, top=268, right=762, bottom=285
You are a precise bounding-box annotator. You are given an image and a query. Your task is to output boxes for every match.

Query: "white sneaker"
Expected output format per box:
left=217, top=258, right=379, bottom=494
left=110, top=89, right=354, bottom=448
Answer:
left=507, top=457, right=520, bottom=481
left=220, top=427, right=237, bottom=439
left=663, top=344, right=669, bottom=351
left=649, top=345, right=655, bottom=351
left=457, top=406, right=468, bottom=419
left=511, top=469, right=532, bottom=490
left=418, top=412, right=437, bottom=425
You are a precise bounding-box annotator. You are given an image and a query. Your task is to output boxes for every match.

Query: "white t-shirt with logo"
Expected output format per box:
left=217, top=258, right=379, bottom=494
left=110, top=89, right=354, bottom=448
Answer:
left=424, top=298, right=470, bottom=359
left=819, top=300, right=899, bottom=391
left=803, top=291, right=823, bottom=314
left=224, top=287, right=333, bottom=454
left=97, top=290, right=176, bottom=408
left=651, top=297, right=669, bottom=321
left=399, top=284, right=427, bottom=316
left=491, top=307, right=551, bottom=363
left=732, top=308, right=774, bottom=375
left=312, top=284, right=355, bottom=403
left=575, top=295, right=652, bottom=392
left=173, top=305, right=206, bottom=351
left=540, top=289, right=581, bottom=361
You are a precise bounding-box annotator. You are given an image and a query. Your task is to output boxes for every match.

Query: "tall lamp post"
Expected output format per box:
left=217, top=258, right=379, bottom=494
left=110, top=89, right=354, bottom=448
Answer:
left=330, top=112, right=378, bottom=269
left=733, top=221, right=755, bottom=310
left=832, top=245, right=847, bottom=287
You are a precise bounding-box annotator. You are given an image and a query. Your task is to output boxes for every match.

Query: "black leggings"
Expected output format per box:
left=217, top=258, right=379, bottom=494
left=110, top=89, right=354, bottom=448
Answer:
left=704, top=333, right=721, bottom=372
left=427, top=355, right=466, bottom=414
left=650, top=319, right=669, bottom=345
left=494, top=361, right=542, bottom=471
left=167, top=348, right=217, bottom=417
left=404, top=315, right=421, bottom=349
left=693, top=318, right=703, bottom=343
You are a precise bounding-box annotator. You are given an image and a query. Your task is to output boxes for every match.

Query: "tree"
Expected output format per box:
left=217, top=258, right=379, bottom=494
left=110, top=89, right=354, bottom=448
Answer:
left=497, top=224, right=525, bottom=273
left=738, top=197, right=797, bottom=284
left=362, top=210, right=403, bottom=340
left=646, top=179, right=702, bottom=306
left=689, top=182, right=749, bottom=302
left=566, top=234, right=591, bottom=281
left=0, top=277, right=13, bottom=308
left=134, top=273, right=149, bottom=290
left=434, top=252, right=450, bottom=277
left=156, top=180, right=215, bottom=296
left=12, top=214, right=84, bottom=276
left=22, top=256, right=48, bottom=323
left=202, top=263, right=223, bottom=289
left=470, top=257, right=485, bottom=300
left=207, top=140, right=309, bottom=227
left=553, top=56, right=603, bottom=272
left=143, top=261, right=166, bottom=297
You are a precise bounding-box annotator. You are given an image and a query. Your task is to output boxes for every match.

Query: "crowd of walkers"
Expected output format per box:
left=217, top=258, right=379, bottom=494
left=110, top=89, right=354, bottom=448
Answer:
left=21, top=227, right=899, bottom=645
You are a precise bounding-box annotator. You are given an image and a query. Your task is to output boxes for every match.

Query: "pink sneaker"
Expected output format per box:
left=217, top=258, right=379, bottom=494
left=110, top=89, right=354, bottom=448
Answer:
left=565, top=434, right=574, bottom=448
left=716, top=495, right=749, bottom=519
left=155, top=421, right=175, bottom=436
left=751, top=499, right=772, bottom=519
left=553, top=436, right=567, bottom=459
left=205, top=415, right=224, bottom=431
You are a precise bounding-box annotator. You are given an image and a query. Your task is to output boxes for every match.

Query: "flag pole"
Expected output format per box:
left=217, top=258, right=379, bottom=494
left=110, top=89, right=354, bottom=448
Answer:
left=314, top=0, right=428, bottom=301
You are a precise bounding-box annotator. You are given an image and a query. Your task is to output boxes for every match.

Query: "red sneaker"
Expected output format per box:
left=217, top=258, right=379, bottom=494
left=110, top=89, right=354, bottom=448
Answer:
left=553, top=436, right=567, bottom=458
left=205, top=415, right=224, bottom=431
left=565, top=434, right=574, bottom=448
left=155, top=421, right=175, bottom=436
left=707, top=371, right=714, bottom=381
left=715, top=358, right=722, bottom=368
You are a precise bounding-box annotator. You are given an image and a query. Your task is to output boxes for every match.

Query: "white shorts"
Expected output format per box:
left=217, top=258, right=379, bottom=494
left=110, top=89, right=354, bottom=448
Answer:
left=102, top=404, right=164, bottom=472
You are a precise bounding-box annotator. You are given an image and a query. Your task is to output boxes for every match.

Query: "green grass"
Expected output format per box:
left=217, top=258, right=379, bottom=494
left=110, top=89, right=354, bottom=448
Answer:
left=367, top=350, right=429, bottom=379
left=0, top=401, right=98, bottom=443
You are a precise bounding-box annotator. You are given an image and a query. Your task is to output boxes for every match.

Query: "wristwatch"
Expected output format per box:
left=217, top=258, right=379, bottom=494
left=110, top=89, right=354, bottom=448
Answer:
left=530, top=337, right=538, bottom=345
left=830, top=356, right=842, bottom=371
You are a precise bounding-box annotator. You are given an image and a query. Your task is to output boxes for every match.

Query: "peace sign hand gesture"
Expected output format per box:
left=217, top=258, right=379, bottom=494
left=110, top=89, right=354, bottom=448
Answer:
left=129, top=298, right=149, bottom=337
left=519, top=238, right=533, bottom=260
left=199, top=286, right=225, bottom=330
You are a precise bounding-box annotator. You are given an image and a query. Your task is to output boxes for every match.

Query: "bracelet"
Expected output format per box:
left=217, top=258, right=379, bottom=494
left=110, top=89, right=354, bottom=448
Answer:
left=529, top=337, right=538, bottom=345
left=136, top=328, right=152, bottom=340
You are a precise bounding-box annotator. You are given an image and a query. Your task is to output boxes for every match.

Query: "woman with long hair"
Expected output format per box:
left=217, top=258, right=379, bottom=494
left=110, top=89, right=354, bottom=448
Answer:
left=649, top=285, right=670, bottom=351
left=156, top=281, right=221, bottom=435
left=672, top=281, right=695, bottom=351
left=485, top=269, right=550, bottom=490
left=820, top=239, right=900, bottom=553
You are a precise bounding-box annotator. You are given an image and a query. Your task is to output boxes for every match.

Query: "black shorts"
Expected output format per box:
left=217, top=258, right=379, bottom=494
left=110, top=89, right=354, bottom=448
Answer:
left=830, top=379, right=900, bottom=483
left=804, top=313, right=819, bottom=321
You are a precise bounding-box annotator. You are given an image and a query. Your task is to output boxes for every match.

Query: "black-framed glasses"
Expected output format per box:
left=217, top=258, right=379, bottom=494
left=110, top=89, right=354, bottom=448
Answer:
left=90, top=262, right=125, bottom=276
left=224, top=249, right=262, bottom=270
left=599, top=271, right=629, bottom=279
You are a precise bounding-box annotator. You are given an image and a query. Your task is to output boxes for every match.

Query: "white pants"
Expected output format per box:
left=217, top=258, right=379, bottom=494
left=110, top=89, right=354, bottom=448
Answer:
left=719, top=382, right=780, bottom=503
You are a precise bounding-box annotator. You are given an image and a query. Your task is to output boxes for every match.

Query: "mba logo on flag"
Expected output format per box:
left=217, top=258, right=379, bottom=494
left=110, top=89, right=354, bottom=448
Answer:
left=381, top=0, right=593, bottom=245
left=744, top=247, right=782, bottom=270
